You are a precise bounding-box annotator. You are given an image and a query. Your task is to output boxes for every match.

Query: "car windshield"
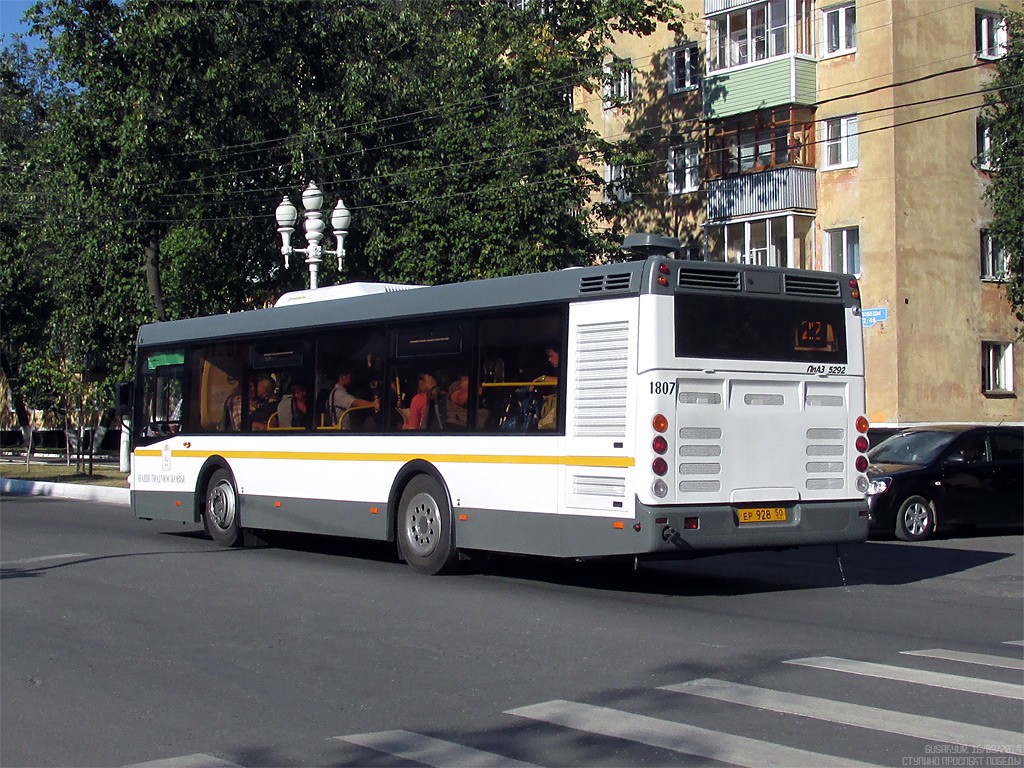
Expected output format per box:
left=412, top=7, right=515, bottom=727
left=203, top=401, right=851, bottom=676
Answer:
left=868, top=430, right=957, bottom=466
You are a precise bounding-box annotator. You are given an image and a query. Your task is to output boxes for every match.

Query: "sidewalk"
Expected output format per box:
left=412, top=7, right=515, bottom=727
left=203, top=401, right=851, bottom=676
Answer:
left=0, top=477, right=130, bottom=506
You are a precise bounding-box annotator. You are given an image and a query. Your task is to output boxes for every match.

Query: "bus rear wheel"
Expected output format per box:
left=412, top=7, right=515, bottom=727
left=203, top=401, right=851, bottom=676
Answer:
left=397, top=475, right=458, bottom=575
left=204, top=468, right=244, bottom=547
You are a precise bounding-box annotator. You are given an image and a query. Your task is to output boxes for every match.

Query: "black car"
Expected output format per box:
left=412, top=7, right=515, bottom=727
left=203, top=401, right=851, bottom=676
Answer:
left=866, top=425, right=1023, bottom=541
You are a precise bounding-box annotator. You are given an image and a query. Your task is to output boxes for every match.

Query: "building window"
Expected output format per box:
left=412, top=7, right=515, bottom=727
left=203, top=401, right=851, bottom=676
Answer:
left=708, top=0, right=789, bottom=72
left=823, top=115, right=858, bottom=169
left=976, top=118, right=994, bottom=171
left=981, top=230, right=1009, bottom=281
left=668, top=44, right=701, bottom=93
left=823, top=2, right=856, bottom=56
left=706, top=106, right=815, bottom=178
left=603, top=58, right=633, bottom=108
left=977, top=11, right=1007, bottom=60
left=604, top=163, right=632, bottom=202
left=826, top=227, right=860, bottom=275
left=668, top=143, right=701, bottom=195
left=982, top=341, right=1014, bottom=394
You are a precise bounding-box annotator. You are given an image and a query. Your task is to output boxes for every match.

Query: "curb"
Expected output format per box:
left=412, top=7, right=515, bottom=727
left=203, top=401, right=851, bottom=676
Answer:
left=0, top=478, right=131, bottom=506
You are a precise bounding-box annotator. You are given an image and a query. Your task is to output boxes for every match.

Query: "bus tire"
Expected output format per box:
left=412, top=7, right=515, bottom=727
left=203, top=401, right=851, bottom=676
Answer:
left=894, top=495, right=934, bottom=542
left=204, top=468, right=244, bottom=547
left=397, top=475, right=458, bottom=575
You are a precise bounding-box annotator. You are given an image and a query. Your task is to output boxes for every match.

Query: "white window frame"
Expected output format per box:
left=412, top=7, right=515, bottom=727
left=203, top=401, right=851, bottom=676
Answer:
left=822, top=2, right=856, bottom=57
left=976, top=118, right=994, bottom=171
left=822, top=115, right=859, bottom=169
left=826, top=227, right=860, bottom=275
left=977, top=11, right=1007, bottom=60
left=707, top=0, right=789, bottom=73
left=604, top=163, right=632, bottom=203
left=668, top=143, right=701, bottom=195
left=668, top=43, right=701, bottom=93
left=980, top=230, right=1009, bottom=281
left=603, top=58, right=633, bottom=108
left=982, top=341, right=1014, bottom=394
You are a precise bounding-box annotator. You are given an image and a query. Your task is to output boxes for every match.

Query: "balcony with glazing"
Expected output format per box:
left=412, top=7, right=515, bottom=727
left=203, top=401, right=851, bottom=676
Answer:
left=704, top=106, right=816, bottom=220
left=704, top=0, right=816, bottom=119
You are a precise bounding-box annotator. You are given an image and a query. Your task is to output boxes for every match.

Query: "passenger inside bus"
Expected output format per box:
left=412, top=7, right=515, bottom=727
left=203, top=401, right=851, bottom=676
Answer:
left=403, top=372, right=440, bottom=430
left=327, top=367, right=379, bottom=429
left=250, top=376, right=279, bottom=430
left=276, top=382, right=309, bottom=429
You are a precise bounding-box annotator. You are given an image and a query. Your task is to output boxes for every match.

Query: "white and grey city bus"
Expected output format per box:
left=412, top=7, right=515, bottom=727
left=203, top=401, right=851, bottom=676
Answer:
left=131, top=242, right=870, bottom=574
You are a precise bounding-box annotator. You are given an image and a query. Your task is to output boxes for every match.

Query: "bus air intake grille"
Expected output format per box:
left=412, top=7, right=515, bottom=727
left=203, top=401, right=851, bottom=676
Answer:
left=784, top=274, right=841, bottom=298
left=678, top=268, right=741, bottom=291
left=573, top=321, right=630, bottom=437
left=579, top=273, right=633, bottom=294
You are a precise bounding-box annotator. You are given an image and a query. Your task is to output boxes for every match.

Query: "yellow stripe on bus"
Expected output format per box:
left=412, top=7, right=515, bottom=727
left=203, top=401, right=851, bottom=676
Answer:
left=134, top=448, right=633, bottom=469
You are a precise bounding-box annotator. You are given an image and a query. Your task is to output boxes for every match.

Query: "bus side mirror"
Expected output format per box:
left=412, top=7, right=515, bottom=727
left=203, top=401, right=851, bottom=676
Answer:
left=116, top=382, right=133, bottom=416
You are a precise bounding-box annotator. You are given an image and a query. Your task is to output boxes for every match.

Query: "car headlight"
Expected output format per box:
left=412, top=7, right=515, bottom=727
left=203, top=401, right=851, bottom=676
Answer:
left=866, top=477, right=891, bottom=496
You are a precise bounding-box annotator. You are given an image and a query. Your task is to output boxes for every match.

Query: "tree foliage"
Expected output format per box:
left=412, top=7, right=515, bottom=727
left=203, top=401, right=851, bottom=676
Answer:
left=984, top=8, right=1024, bottom=334
left=1, top=0, right=689, bottom=428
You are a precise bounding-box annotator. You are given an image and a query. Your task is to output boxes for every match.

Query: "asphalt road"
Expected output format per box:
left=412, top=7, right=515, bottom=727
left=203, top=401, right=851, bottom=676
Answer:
left=1, top=495, right=1021, bottom=768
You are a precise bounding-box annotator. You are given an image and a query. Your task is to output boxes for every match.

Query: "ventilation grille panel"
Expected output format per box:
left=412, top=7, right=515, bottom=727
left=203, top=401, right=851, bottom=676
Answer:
left=678, top=268, right=741, bottom=291
left=579, top=272, right=633, bottom=294
left=785, top=274, right=841, bottom=298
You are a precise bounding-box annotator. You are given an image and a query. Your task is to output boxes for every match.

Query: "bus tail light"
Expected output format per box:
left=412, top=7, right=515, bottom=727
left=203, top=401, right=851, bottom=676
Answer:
left=652, top=458, right=668, bottom=476
left=652, top=435, right=668, bottom=454
left=683, top=517, right=699, bottom=530
left=855, top=455, right=869, bottom=472
left=652, top=413, right=668, bottom=433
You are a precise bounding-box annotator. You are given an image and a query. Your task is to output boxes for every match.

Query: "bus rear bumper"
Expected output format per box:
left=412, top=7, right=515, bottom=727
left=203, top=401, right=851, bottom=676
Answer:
left=635, top=498, right=869, bottom=554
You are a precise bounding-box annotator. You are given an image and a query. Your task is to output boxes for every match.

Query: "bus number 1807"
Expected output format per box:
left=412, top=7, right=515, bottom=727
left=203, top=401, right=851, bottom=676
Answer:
left=650, top=381, right=677, bottom=395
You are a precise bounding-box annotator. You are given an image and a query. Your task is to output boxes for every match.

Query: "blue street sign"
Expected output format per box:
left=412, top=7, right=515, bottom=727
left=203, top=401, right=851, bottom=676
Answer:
left=862, top=307, right=889, bottom=328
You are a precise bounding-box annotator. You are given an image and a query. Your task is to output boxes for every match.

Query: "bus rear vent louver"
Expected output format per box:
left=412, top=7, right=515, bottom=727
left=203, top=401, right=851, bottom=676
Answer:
left=579, top=273, right=633, bottom=294
left=677, top=268, right=742, bottom=291
left=784, top=274, right=841, bottom=298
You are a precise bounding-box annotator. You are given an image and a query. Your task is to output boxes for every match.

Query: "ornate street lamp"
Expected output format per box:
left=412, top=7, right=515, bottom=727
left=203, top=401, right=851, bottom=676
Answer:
left=274, top=181, right=352, bottom=290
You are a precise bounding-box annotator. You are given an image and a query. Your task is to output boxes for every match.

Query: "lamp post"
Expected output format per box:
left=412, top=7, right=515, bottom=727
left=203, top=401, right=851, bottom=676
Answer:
left=274, top=181, right=351, bottom=290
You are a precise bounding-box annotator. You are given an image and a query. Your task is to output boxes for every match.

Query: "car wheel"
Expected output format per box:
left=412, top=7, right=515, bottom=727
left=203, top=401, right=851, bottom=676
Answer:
left=894, top=495, right=934, bottom=542
left=204, top=468, right=244, bottom=547
left=397, top=475, right=459, bottom=575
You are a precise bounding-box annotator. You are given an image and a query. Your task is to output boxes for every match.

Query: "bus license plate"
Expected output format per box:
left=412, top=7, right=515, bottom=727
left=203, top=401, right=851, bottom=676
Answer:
left=737, top=507, right=787, bottom=524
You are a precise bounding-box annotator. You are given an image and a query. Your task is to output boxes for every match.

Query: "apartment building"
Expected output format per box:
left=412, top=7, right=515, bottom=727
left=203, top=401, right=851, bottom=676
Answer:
left=583, top=0, right=1022, bottom=428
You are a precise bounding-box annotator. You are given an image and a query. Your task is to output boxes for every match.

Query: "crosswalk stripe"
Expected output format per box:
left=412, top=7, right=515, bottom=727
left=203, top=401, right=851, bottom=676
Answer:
left=335, top=730, right=538, bottom=767
left=506, top=699, right=880, bottom=768
left=125, top=755, right=241, bottom=768
left=787, top=657, right=1024, bottom=700
left=902, top=649, right=1024, bottom=670
left=662, top=678, right=1024, bottom=751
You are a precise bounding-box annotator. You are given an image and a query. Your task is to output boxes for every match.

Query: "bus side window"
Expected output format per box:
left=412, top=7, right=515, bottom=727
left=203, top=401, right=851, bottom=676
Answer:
left=192, top=342, right=246, bottom=433
left=316, top=328, right=384, bottom=431
left=477, top=310, right=564, bottom=433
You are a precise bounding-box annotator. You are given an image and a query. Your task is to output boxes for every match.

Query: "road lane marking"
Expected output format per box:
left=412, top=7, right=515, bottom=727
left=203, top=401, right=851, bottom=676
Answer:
left=335, top=730, right=538, bottom=767
left=787, top=657, right=1024, bottom=700
left=0, top=553, right=90, bottom=567
left=902, top=649, right=1024, bottom=671
left=505, top=699, right=880, bottom=768
left=1005, top=640, right=1024, bottom=647
left=125, top=755, right=241, bottom=767
left=662, top=678, right=1024, bottom=751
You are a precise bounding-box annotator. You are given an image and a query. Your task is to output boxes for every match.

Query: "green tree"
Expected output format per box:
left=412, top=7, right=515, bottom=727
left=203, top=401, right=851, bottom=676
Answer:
left=983, top=8, right=1024, bottom=334
left=8, top=0, right=688, bottom=426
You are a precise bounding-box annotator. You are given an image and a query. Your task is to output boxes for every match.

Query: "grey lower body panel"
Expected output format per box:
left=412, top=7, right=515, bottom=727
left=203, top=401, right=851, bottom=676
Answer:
left=132, top=489, right=389, bottom=541
left=133, top=489, right=867, bottom=559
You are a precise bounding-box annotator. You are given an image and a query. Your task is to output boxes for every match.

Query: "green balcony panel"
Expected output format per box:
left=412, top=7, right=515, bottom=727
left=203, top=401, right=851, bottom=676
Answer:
left=705, top=57, right=817, bottom=119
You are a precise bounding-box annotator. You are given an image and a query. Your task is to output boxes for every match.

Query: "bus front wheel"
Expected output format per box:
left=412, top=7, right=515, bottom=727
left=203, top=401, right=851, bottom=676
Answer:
left=397, top=475, right=458, bottom=575
left=204, top=468, right=244, bottom=547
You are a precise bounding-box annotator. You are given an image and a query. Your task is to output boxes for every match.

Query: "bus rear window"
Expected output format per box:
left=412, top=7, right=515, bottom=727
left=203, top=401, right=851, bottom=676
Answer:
left=674, top=294, right=848, bottom=363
